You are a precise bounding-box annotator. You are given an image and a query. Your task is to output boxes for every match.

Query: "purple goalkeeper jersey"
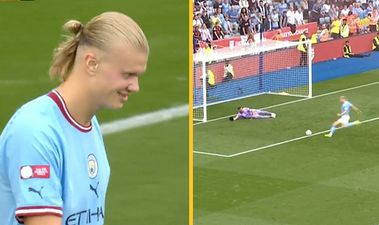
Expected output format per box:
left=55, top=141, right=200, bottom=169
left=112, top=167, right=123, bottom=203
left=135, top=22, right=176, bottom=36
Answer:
left=237, top=108, right=257, bottom=118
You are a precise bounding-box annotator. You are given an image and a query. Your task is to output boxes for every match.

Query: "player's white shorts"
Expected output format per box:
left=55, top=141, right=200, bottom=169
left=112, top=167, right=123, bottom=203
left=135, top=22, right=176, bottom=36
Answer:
left=337, top=115, right=350, bottom=126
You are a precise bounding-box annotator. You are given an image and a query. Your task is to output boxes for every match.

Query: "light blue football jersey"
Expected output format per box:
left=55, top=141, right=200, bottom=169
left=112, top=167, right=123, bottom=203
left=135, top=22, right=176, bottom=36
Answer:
left=341, top=101, right=353, bottom=116
left=0, top=90, right=110, bottom=225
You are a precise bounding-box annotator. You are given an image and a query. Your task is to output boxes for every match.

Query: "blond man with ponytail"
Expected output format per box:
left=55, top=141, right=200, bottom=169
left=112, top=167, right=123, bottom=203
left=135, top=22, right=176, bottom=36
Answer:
left=0, top=12, right=149, bottom=225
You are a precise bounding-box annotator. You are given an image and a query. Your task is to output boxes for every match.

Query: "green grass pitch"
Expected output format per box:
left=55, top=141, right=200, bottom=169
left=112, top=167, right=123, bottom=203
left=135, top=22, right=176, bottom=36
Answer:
left=0, top=1, right=188, bottom=224
left=194, top=69, right=379, bottom=225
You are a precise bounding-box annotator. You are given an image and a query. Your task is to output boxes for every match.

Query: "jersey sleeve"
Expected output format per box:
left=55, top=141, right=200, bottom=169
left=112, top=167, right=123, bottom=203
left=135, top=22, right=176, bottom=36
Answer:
left=3, top=116, right=63, bottom=223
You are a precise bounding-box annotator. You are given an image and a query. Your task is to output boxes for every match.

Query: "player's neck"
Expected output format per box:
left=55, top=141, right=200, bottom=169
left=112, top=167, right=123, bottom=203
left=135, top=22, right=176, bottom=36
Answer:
left=55, top=80, right=98, bottom=127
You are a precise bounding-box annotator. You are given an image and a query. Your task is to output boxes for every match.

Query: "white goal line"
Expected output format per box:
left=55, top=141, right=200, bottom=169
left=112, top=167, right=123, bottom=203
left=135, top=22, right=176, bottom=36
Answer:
left=194, top=116, right=379, bottom=158
left=194, top=80, right=379, bottom=125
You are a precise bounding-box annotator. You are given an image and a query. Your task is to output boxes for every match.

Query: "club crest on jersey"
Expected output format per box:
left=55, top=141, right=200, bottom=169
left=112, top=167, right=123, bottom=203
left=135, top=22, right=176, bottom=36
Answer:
left=87, top=154, right=98, bottom=179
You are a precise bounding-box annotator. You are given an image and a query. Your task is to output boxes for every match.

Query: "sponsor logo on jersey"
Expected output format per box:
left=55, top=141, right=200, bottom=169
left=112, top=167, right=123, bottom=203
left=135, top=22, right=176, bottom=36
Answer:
left=20, top=165, right=50, bottom=179
left=28, top=186, right=44, bottom=199
left=66, top=206, right=104, bottom=225
left=89, top=182, right=99, bottom=198
left=87, top=154, right=98, bottom=179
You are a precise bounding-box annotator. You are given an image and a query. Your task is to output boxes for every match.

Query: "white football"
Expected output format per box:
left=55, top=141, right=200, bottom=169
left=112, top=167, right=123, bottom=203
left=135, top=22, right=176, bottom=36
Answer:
left=305, top=130, right=312, bottom=136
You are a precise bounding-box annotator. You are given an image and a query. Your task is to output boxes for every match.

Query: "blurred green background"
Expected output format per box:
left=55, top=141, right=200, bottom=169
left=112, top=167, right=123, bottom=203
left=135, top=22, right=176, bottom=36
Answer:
left=0, top=1, right=188, bottom=224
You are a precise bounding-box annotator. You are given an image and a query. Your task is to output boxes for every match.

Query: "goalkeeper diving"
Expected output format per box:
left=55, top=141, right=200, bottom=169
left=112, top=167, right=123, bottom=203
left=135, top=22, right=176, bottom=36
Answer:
left=325, top=96, right=361, bottom=137
left=229, top=106, right=276, bottom=121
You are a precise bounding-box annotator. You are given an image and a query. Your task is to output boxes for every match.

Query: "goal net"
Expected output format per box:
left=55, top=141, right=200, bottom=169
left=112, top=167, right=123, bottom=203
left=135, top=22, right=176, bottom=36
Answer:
left=193, top=39, right=312, bottom=122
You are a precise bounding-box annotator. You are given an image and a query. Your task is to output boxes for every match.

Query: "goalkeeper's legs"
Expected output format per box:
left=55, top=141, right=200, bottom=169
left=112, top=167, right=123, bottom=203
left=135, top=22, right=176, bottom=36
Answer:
left=256, top=111, right=276, bottom=118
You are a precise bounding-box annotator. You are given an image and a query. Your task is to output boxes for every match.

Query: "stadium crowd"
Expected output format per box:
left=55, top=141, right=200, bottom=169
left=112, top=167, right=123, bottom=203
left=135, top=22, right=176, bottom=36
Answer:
left=193, top=0, right=379, bottom=51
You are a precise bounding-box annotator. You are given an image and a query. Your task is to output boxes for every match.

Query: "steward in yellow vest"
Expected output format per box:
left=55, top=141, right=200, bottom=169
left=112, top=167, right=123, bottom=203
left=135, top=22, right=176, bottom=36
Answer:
left=373, top=33, right=379, bottom=51
left=343, top=40, right=371, bottom=58
left=297, top=31, right=308, bottom=66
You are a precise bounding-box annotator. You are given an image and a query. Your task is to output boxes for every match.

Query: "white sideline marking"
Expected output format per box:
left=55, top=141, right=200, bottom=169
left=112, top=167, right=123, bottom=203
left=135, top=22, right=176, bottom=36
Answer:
left=194, top=81, right=379, bottom=125
left=193, top=151, right=229, bottom=158
left=101, top=105, right=188, bottom=135
left=194, top=116, right=379, bottom=158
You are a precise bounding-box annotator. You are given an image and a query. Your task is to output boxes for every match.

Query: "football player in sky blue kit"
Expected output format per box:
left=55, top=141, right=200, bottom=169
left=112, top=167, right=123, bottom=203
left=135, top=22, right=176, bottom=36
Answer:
left=0, top=12, right=149, bottom=225
left=325, top=96, right=361, bottom=137
left=229, top=106, right=276, bottom=121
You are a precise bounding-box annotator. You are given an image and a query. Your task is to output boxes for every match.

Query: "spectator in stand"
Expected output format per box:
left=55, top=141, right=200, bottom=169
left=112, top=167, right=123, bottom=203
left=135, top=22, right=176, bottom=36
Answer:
left=215, top=7, right=231, bottom=35
left=365, top=2, right=374, bottom=15
left=193, top=14, right=203, bottom=27
left=340, top=5, right=350, bottom=17
left=248, top=0, right=258, bottom=11
left=359, top=13, right=371, bottom=33
left=222, top=0, right=231, bottom=15
left=211, top=11, right=222, bottom=27
left=247, top=32, right=255, bottom=44
left=271, top=9, right=280, bottom=29
left=214, top=0, right=222, bottom=10
left=257, top=0, right=269, bottom=27
left=193, top=4, right=201, bottom=16
left=373, top=32, right=379, bottom=50
left=320, top=0, right=331, bottom=25
left=250, top=12, right=259, bottom=33
left=295, top=7, right=305, bottom=25
left=280, top=10, right=288, bottom=28
left=340, top=18, right=350, bottom=37
left=199, top=0, right=208, bottom=14
left=231, top=0, right=240, bottom=5
left=201, top=10, right=212, bottom=29
left=213, top=21, right=225, bottom=40
left=193, top=33, right=199, bottom=53
left=265, top=15, right=272, bottom=31
left=374, top=0, right=379, bottom=8
left=278, top=0, right=289, bottom=17
left=286, top=6, right=296, bottom=32
left=200, top=23, right=212, bottom=43
left=347, top=11, right=358, bottom=36
left=193, top=25, right=202, bottom=43
left=343, top=40, right=371, bottom=57
left=300, top=0, right=309, bottom=20
left=240, top=0, right=250, bottom=8
left=272, top=29, right=284, bottom=40
left=228, top=5, right=241, bottom=33
left=329, top=4, right=339, bottom=20
left=352, top=2, right=365, bottom=19
left=319, top=24, right=331, bottom=41
left=330, top=16, right=341, bottom=38
left=224, top=14, right=235, bottom=35
left=239, top=7, right=251, bottom=35
left=223, top=61, right=235, bottom=81
left=368, top=12, right=378, bottom=32
left=311, top=0, right=323, bottom=22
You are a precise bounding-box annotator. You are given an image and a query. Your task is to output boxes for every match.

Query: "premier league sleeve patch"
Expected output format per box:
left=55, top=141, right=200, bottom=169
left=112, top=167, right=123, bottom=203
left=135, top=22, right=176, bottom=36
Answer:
left=20, top=165, right=50, bottom=179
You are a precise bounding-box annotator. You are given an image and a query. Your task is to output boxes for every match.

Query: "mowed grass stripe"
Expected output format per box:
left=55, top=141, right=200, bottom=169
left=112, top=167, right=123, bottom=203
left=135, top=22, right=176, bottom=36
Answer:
left=195, top=76, right=379, bottom=155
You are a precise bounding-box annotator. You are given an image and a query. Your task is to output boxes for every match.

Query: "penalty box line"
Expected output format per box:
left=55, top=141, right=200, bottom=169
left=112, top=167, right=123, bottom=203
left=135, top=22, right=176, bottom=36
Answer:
left=194, top=81, right=379, bottom=125
left=194, top=116, right=379, bottom=158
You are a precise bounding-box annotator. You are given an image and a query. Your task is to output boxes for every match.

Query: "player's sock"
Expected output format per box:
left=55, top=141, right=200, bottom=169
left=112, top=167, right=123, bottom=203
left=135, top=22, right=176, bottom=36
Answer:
left=328, top=125, right=336, bottom=136
left=347, top=120, right=361, bottom=127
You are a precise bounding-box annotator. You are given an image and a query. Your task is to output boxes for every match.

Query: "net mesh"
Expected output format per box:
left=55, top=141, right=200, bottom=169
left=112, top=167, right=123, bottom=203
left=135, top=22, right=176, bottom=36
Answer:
left=193, top=40, right=311, bottom=122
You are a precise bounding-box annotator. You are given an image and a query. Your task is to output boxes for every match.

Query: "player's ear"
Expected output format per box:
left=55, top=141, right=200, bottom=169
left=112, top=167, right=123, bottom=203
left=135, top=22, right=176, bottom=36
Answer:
left=84, top=52, right=98, bottom=75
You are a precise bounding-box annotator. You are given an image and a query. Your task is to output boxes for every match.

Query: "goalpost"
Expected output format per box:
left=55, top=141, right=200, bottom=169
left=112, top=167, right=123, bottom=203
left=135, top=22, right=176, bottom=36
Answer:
left=193, top=39, right=313, bottom=122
